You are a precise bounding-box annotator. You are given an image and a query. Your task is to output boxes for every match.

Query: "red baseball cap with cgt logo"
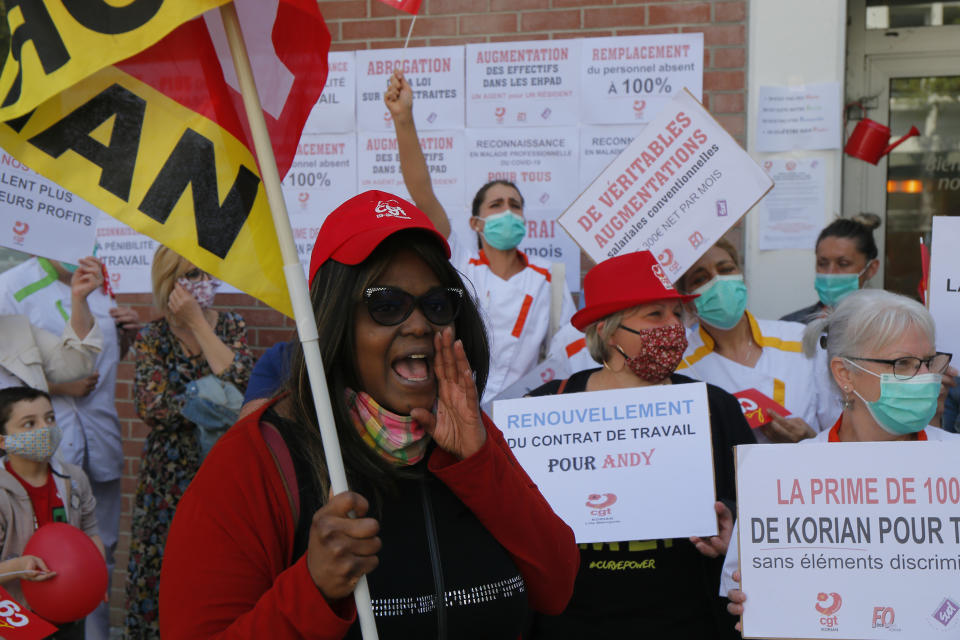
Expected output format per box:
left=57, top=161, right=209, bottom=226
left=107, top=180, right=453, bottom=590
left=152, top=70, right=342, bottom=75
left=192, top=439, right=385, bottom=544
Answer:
left=570, top=250, right=698, bottom=331
left=308, top=190, right=449, bottom=284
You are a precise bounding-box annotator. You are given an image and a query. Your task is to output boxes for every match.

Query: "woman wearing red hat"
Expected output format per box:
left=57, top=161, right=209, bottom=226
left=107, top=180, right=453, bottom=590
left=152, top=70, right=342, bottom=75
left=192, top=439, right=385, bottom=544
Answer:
left=525, top=250, right=755, bottom=640
left=385, top=71, right=592, bottom=404
left=159, top=191, right=578, bottom=639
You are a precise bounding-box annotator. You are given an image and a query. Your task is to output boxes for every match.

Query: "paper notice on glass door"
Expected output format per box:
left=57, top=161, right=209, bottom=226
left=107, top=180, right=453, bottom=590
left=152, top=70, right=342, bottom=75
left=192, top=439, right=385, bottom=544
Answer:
left=756, top=158, right=825, bottom=251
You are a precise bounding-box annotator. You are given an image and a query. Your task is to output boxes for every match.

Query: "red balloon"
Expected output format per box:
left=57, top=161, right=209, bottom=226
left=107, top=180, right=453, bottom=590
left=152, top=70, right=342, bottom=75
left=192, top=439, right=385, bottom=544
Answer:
left=21, top=523, right=107, bottom=623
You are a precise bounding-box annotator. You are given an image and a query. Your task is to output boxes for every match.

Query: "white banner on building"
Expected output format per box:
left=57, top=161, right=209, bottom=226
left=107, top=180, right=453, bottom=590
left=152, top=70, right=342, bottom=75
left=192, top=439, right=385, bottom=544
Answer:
left=580, top=34, right=704, bottom=125
left=0, top=153, right=98, bottom=264
left=465, top=127, right=579, bottom=211
left=356, top=46, right=465, bottom=131
left=466, top=40, right=580, bottom=128
left=559, top=90, right=772, bottom=281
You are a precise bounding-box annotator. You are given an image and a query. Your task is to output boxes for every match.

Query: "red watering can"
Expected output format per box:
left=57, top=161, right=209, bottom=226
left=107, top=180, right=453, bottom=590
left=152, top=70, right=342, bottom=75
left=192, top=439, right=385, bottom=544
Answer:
left=844, top=118, right=920, bottom=165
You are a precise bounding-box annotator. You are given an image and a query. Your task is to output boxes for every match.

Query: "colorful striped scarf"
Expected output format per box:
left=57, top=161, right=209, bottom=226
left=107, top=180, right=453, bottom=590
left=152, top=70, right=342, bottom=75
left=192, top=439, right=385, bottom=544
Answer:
left=346, top=388, right=429, bottom=465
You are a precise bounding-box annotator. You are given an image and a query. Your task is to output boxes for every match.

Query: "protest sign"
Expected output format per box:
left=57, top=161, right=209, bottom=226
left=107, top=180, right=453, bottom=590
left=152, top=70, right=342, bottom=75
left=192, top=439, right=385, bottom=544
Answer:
left=736, top=440, right=960, bottom=639
left=579, top=125, right=645, bottom=190
left=580, top=34, right=703, bottom=125
left=95, top=221, right=158, bottom=294
left=559, top=90, right=773, bottom=281
left=466, top=40, right=580, bottom=128
left=356, top=46, right=465, bottom=131
left=357, top=130, right=465, bottom=207
left=493, top=382, right=716, bottom=543
left=465, top=127, right=579, bottom=211
left=929, top=216, right=960, bottom=361
left=282, top=132, right=357, bottom=226
left=0, top=153, right=99, bottom=264
left=306, top=51, right=356, bottom=133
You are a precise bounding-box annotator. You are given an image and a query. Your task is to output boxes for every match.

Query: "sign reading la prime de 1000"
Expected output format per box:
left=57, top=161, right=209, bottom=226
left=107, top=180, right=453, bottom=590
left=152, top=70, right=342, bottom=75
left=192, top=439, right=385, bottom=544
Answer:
left=493, top=382, right=717, bottom=544
left=736, top=440, right=960, bottom=639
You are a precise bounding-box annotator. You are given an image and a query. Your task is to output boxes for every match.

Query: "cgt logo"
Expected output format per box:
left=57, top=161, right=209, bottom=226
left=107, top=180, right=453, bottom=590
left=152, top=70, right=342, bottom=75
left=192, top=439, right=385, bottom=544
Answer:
left=816, top=592, right=842, bottom=628
left=374, top=200, right=411, bottom=220
left=633, top=99, right=646, bottom=119
left=495, top=106, right=506, bottom=124
left=872, top=606, right=895, bottom=629
left=298, top=192, right=309, bottom=210
left=585, top=493, right=616, bottom=517
left=650, top=264, right=674, bottom=290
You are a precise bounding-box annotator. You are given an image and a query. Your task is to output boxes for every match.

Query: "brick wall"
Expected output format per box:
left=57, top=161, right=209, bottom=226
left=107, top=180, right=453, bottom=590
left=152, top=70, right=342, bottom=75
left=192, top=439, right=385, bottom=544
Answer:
left=109, top=0, right=747, bottom=628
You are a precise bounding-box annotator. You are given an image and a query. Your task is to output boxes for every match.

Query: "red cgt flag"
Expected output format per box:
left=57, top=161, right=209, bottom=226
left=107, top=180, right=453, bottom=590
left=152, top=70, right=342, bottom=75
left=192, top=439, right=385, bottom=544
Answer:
left=376, top=0, right=424, bottom=15
left=0, top=585, right=58, bottom=639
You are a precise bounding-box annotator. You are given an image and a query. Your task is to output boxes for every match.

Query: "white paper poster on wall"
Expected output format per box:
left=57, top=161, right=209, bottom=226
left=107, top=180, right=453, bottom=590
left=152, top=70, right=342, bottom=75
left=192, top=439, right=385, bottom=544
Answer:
left=357, top=130, right=465, bottom=206
left=580, top=34, right=703, bottom=125
left=579, top=125, right=646, bottom=190
left=356, top=46, right=465, bottom=131
left=466, top=40, right=580, bottom=128
left=520, top=210, right=581, bottom=293
left=0, top=153, right=99, bottom=263
left=756, top=158, right=826, bottom=251
left=755, top=82, right=843, bottom=152
left=282, top=132, right=357, bottom=224
left=929, top=216, right=960, bottom=361
left=307, top=51, right=356, bottom=133
left=95, top=222, right=158, bottom=294
left=464, top=127, right=579, bottom=212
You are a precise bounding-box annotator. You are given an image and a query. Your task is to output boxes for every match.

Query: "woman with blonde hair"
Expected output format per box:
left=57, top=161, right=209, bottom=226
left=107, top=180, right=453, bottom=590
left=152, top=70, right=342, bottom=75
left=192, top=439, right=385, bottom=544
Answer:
left=124, top=247, right=253, bottom=639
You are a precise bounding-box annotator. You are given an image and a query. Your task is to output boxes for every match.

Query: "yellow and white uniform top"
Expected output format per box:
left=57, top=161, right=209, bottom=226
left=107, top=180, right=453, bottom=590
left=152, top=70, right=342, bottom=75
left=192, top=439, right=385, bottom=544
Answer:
left=448, top=232, right=593, bottom=404
left=678, top=311, right=842, bottom=443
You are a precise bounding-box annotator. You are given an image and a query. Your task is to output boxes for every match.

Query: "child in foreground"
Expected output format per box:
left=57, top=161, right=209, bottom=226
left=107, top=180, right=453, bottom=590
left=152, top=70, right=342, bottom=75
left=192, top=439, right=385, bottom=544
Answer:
left=0, top=386, right=103, bottom=639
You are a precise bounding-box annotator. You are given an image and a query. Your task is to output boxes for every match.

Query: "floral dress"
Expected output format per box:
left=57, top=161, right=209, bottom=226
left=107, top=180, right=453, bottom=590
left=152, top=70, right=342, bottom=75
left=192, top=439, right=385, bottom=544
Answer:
left=123, top=312, right=253, bottom=639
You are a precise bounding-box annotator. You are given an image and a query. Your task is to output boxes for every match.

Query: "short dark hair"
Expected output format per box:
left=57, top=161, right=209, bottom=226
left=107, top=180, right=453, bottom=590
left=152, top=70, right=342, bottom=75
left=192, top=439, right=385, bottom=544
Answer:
left=0, top=387, right=51, bottom=434
left=471, top=180, right=524, bottom=217
left=283, top=229, right=490, bottom=510
left=816, top=213, right=881, bottom=262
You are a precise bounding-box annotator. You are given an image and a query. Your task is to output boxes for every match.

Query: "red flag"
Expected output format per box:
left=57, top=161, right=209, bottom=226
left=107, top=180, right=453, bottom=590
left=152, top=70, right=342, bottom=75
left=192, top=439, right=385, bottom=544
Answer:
left=0, top=585, right=58, bottom=639
left=376, top=0, right=424, bottom=15
left=919, top=238, right=931, bottom=305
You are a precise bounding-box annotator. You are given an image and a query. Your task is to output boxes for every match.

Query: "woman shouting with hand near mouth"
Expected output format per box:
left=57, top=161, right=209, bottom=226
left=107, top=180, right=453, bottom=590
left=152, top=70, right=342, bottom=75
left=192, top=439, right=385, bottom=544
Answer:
left=159, top=191, right=578, bottom=639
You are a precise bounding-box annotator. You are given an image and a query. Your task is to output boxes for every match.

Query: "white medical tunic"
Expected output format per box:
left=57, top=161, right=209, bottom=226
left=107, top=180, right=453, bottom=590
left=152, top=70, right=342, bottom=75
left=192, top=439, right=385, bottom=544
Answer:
left=0, top=258, right=122, bottom=483
left=678, top=312, right=842, bottom=443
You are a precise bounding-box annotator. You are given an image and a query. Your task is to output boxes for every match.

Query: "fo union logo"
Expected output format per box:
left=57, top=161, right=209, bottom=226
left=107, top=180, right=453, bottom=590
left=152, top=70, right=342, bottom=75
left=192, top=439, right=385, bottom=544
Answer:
left=585, top=493, right=616, bottom=517
left=872, top=606, right=897, bottom=630
left=815, top=592, right=842, bottom=630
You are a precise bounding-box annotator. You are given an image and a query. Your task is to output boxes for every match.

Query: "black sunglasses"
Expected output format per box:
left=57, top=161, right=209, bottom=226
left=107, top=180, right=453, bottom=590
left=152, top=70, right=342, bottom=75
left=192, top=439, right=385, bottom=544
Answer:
left=363, top=286, right=464, bottom=326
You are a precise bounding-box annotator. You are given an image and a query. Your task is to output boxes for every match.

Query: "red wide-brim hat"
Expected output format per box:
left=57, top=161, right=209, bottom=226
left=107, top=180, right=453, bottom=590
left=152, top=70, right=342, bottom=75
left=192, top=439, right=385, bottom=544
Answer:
left=571, top=250, right=698, bottom=331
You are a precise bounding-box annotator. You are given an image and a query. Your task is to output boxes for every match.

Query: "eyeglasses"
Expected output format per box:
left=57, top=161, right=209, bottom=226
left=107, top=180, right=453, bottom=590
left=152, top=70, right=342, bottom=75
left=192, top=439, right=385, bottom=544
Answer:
left=845, top=352, right=952, bottom=380
left=181, top=268, right=210, bottom=283
left=362, top=286, right=464, bottom=326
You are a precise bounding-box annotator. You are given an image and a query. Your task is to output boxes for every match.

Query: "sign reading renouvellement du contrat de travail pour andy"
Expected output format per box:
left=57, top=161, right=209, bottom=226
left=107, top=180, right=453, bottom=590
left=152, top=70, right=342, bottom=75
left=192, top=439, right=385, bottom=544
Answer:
left=493, top=382, right=716, bottom=543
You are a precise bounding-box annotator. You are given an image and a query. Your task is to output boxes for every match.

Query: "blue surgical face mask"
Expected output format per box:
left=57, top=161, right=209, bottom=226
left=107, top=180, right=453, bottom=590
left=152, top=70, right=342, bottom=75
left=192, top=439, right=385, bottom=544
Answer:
left=814, top=263, right=873, bottom=307
left=480, top=210, right=526, bottom=250
left=844, top=358, right=941, bottom=435
left=692, top=274, right=748, bottom=330
left=60, top=262, right=79, bottom=273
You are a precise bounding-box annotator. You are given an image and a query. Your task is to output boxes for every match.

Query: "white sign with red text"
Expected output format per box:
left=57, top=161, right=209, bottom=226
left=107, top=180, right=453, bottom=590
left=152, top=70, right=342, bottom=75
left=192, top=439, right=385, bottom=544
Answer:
left=0, top=153, right=99, bottom=264
left=736, top=440, right=960, bottom=639
left=466, top=40, right=580, bottom=128
left=559, top=90, right=772, bottom=281
left=464, top=127, right=579, bottom=211
left=282, top=132, right=357, bottom=224
left=494, top=382, right=716, bottom=543
left=306, top=51, right=356, bottom=133
left=580, top=34, right=703, bottom=125
left=579, top=125, right=646, bottom=190
left=356, top=46, right=465, bottom=131
left=928, top=216, right=960, bottom=363
left=357, top=130, right=465, bottom=206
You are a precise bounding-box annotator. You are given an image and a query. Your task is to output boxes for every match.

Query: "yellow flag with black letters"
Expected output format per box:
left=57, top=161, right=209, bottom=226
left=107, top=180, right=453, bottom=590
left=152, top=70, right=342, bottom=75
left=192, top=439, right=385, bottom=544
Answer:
left=0, top=1, right=331, bottom=316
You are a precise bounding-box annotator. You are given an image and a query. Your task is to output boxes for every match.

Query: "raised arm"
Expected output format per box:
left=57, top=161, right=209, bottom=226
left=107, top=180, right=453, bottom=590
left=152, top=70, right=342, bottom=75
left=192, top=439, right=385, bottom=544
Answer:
left=384, top=69, right=451, bottom=238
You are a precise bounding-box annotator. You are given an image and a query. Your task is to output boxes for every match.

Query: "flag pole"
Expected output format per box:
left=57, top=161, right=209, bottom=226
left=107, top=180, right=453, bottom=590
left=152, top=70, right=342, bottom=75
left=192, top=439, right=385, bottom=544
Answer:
left=219, top=5, right=379, bottom=638
left=403, top=14, right=417, bottom=48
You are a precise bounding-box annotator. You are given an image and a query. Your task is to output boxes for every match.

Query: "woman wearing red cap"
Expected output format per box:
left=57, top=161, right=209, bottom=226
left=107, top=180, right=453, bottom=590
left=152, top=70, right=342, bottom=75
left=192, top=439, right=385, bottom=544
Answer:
left=385, top=71, right=592, bottom=404
left=159, top=191, right=578, bottom=639
left=525, top=250, right=755, bottom=640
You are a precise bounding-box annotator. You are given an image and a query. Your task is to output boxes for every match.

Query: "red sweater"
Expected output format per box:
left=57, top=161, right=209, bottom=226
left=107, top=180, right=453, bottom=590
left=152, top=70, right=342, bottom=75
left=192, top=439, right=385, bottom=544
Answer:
left=159, top=402, right=578, bottom=639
